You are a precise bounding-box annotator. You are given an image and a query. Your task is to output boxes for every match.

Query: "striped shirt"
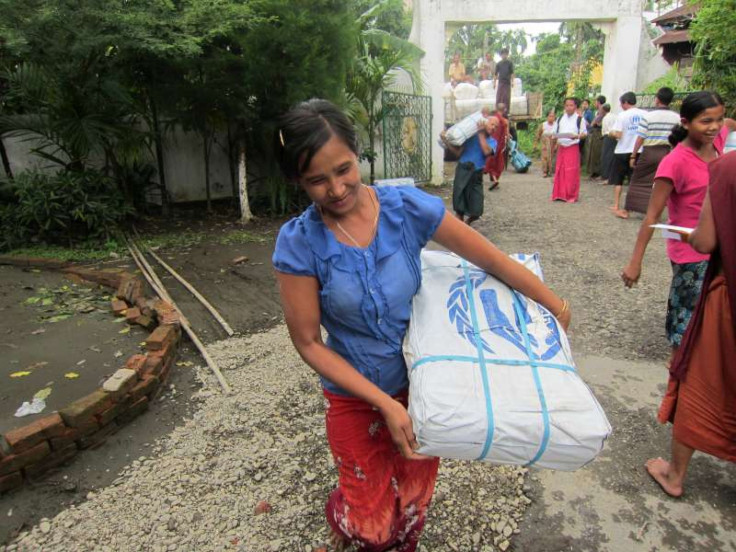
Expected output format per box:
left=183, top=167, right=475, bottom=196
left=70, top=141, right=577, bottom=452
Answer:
left=637, top=108, right=681, bottom=147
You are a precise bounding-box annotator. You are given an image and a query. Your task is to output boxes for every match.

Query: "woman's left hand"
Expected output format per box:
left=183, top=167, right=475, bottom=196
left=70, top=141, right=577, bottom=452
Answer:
left=556, top=306, right=571, bottom=331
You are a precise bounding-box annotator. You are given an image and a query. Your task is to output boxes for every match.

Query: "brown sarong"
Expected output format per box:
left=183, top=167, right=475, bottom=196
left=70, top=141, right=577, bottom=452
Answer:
left=584, top=126, right=603, bottom=177
left=624, top=145, right=670, bottom=213
left=495, top=80, right=511, bottom=112
left=658, top=274, right=736, bottom=462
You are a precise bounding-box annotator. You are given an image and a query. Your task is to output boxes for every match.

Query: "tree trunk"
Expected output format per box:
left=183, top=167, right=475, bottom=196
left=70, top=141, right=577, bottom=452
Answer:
left=0, top=136, right=12, bottom=180
left=238, top=140, right=253, bottom=224
left=203, top=128, right=212, bottom=213
left=150, top=97, right=169, bottom=215
left=227, top=123, right=238, bottom=208
left=368, top=113, right=375, bottom=185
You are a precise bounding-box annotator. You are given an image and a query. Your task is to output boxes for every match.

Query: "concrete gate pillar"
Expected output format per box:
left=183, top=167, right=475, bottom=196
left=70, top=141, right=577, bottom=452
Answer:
left=410, top=1, right=448, bottom=184
left=600, top=16, right=643, bottom=112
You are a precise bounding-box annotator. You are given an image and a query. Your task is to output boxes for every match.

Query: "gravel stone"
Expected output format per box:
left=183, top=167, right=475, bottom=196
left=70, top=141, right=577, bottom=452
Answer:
left=8, top=326, right=529, bottom=551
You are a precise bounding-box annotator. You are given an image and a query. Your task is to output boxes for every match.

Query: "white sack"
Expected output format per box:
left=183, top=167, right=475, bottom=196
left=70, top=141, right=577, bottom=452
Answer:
left=478, top=80, right=495, bottom=99
left=443, top=111, right=485, bottom=146
left=404, top=251, right=611, bottom=471
left=453, top=82, right=480, bottom=101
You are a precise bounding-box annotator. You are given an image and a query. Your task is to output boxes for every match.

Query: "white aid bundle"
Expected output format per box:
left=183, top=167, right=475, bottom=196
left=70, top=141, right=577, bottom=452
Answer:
left=442, top=111, right=485, bottom=147
left=404, top=251, right=611, bottom=471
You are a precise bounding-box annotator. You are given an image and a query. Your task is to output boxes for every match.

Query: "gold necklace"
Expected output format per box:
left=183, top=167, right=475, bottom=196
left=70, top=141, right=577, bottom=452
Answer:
left=324, top=186, right=379, bottom=249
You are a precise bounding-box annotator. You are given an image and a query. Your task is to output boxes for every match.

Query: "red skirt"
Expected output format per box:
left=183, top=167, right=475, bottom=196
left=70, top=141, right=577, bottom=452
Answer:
left=324, top=389, right=440, bottom=552
left=551, top=144, right=581, bottom=202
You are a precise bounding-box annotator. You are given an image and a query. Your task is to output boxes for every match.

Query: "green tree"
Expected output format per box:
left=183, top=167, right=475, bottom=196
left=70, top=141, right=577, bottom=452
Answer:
left=689, top=0, right=736, bottom=115
left=346, top=1, right=423, bottom=184
left=515, top=34, right=575, bottom=113
left=446, top=25, right=529, bottom=76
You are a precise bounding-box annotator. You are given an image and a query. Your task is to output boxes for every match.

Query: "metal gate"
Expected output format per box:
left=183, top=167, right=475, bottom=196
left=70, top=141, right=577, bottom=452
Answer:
left=381, top=91, right=432, bottom=183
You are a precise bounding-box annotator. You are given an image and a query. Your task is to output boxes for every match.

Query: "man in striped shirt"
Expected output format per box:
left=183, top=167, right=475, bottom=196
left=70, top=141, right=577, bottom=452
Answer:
left=621, top=87, right=681, bottom=215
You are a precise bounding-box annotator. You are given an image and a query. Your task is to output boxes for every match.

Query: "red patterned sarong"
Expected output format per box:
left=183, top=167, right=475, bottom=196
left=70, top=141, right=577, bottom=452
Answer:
left=551, top=144, right=581, bottom=202
left=324, top=389, right=440, bottom=552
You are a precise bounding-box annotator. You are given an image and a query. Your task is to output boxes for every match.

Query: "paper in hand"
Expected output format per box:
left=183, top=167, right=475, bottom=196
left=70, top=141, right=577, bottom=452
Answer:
left=650, top=224, right=694, bottom=241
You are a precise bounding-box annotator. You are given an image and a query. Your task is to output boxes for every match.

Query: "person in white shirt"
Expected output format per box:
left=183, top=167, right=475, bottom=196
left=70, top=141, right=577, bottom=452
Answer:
left=623, top=87, right=681, bottom=215
left=609, top=91, right=647, bottom=217
left=551, top=97, right=588, bottom=202
left=600, top=104, right=616, bottom=183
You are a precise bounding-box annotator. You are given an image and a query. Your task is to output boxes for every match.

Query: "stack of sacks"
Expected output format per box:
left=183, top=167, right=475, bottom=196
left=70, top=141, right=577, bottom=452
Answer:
left=444, top=79, right=529, bottom=122
left=452, top=82, right=481, bottom=120
left=404, top=251, right=612, bottom=471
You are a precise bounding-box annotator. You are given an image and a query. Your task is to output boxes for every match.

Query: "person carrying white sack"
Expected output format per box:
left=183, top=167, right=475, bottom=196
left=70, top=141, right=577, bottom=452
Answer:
left=273, top=98, right=571, bottom=552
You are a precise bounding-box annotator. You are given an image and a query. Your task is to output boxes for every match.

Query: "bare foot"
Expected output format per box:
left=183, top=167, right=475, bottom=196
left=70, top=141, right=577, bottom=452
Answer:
left=608, top=205, right=618, bottom=211
left=614, top=209, right=629, bottom=219
left=645, top=457, right=683, bottom=497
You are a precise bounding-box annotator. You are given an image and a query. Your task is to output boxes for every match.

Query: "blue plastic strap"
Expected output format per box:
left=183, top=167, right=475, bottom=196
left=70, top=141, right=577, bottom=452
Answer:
left=511, top=292, right=551, bottom=467
left=461, top=261, right=495, bottom=461
left=411, top=356, right=574, bottom=372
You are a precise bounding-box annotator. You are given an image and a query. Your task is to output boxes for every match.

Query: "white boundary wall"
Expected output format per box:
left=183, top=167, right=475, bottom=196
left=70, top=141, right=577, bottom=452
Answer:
left=409, top=0, right=645, bottom=184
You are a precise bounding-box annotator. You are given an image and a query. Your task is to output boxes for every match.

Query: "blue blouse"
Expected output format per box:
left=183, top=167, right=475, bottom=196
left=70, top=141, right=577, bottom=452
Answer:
left=272, top=186, right=446, bottom=396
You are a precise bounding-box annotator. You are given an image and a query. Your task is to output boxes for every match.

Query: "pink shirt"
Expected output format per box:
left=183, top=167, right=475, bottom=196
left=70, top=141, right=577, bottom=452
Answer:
left=654, top=126, right=727, bottom=264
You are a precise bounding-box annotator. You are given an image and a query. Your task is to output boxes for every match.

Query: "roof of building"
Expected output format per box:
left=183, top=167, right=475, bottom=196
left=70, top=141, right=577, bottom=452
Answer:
left=652, top=4, right=697, bottom=25
left=652, top=29, right=692, bottom=46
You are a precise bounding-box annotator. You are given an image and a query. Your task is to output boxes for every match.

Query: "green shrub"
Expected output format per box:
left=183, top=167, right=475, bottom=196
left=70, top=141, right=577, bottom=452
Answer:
left=0, top=170, right=132, bottom=250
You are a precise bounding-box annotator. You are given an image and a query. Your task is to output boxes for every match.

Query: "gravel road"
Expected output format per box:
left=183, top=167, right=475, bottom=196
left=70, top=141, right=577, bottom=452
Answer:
left=3, top=166, right=678, bottom=551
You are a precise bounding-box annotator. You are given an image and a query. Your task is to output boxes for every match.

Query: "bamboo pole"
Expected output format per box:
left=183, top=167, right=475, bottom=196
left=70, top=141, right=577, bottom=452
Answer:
left=144, top=247, right=235, bottom=337
left=125, top=238, right=232, bottom=394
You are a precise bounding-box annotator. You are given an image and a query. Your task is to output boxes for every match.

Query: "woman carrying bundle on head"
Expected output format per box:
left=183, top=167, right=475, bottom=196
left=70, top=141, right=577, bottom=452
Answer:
left=621, top=91, right=736, bottom=358
left=271, top=98, right=571, bottom=551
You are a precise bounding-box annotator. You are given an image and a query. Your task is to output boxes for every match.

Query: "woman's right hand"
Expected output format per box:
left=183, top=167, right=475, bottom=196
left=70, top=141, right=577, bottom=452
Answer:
left=621, top=261, right=641, bottom=288
left=379, top=399, right=432, bottom=461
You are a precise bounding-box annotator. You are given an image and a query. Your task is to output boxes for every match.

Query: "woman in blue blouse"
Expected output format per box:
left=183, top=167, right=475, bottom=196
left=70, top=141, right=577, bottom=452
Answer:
left=272, top=99, right=571, bottom=552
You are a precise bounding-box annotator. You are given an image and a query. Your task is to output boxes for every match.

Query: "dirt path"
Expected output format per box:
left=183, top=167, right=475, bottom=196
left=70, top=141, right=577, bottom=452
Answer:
left=3, top=166, right=734, bottom=551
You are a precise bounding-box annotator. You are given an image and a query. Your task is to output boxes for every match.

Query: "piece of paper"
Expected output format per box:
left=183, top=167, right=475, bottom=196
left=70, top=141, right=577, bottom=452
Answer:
left=650, top=224, right=694, bottom=242
left=554, top=132, right=577, bottom=139
left=14, top=397, right=46, bottom=417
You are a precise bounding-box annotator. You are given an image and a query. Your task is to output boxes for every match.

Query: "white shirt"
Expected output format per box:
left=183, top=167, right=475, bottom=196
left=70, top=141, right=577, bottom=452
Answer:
left=555, top=113, right=587, bottom=148
left=612, top=107, right=647, bottom=154
left=542, top=121, right=555, bottom=136
left=602, top=112, right=616, bottom=136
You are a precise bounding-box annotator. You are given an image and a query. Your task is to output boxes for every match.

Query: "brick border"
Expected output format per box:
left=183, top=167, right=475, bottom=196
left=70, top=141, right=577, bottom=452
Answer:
left=0, top=256, right=182, bottom=494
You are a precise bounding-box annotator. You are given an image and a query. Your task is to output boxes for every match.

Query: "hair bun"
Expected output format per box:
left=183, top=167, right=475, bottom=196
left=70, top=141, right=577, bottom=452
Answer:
left=668, top=125, right=688, bottom=147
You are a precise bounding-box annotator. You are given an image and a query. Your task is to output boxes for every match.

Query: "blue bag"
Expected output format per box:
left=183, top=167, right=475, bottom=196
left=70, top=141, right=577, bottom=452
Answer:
left=508, top=139, right=532, bottom=173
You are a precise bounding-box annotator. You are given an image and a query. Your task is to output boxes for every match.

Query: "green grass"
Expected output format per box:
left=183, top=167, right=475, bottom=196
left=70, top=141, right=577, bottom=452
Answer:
left=6, top=240, right=127, bottom=262
left=4, top=228, right=273, bottom=262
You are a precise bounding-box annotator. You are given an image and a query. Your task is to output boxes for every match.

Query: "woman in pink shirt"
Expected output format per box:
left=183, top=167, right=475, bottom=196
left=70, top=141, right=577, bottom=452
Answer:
left=621, top=91, right=734, bottom=353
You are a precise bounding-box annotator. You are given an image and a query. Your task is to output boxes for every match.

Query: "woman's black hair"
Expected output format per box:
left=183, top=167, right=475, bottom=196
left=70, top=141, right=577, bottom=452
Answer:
left=275, top=99, right=358, bottom=181
left=668, top=90, right=724, bottom=146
